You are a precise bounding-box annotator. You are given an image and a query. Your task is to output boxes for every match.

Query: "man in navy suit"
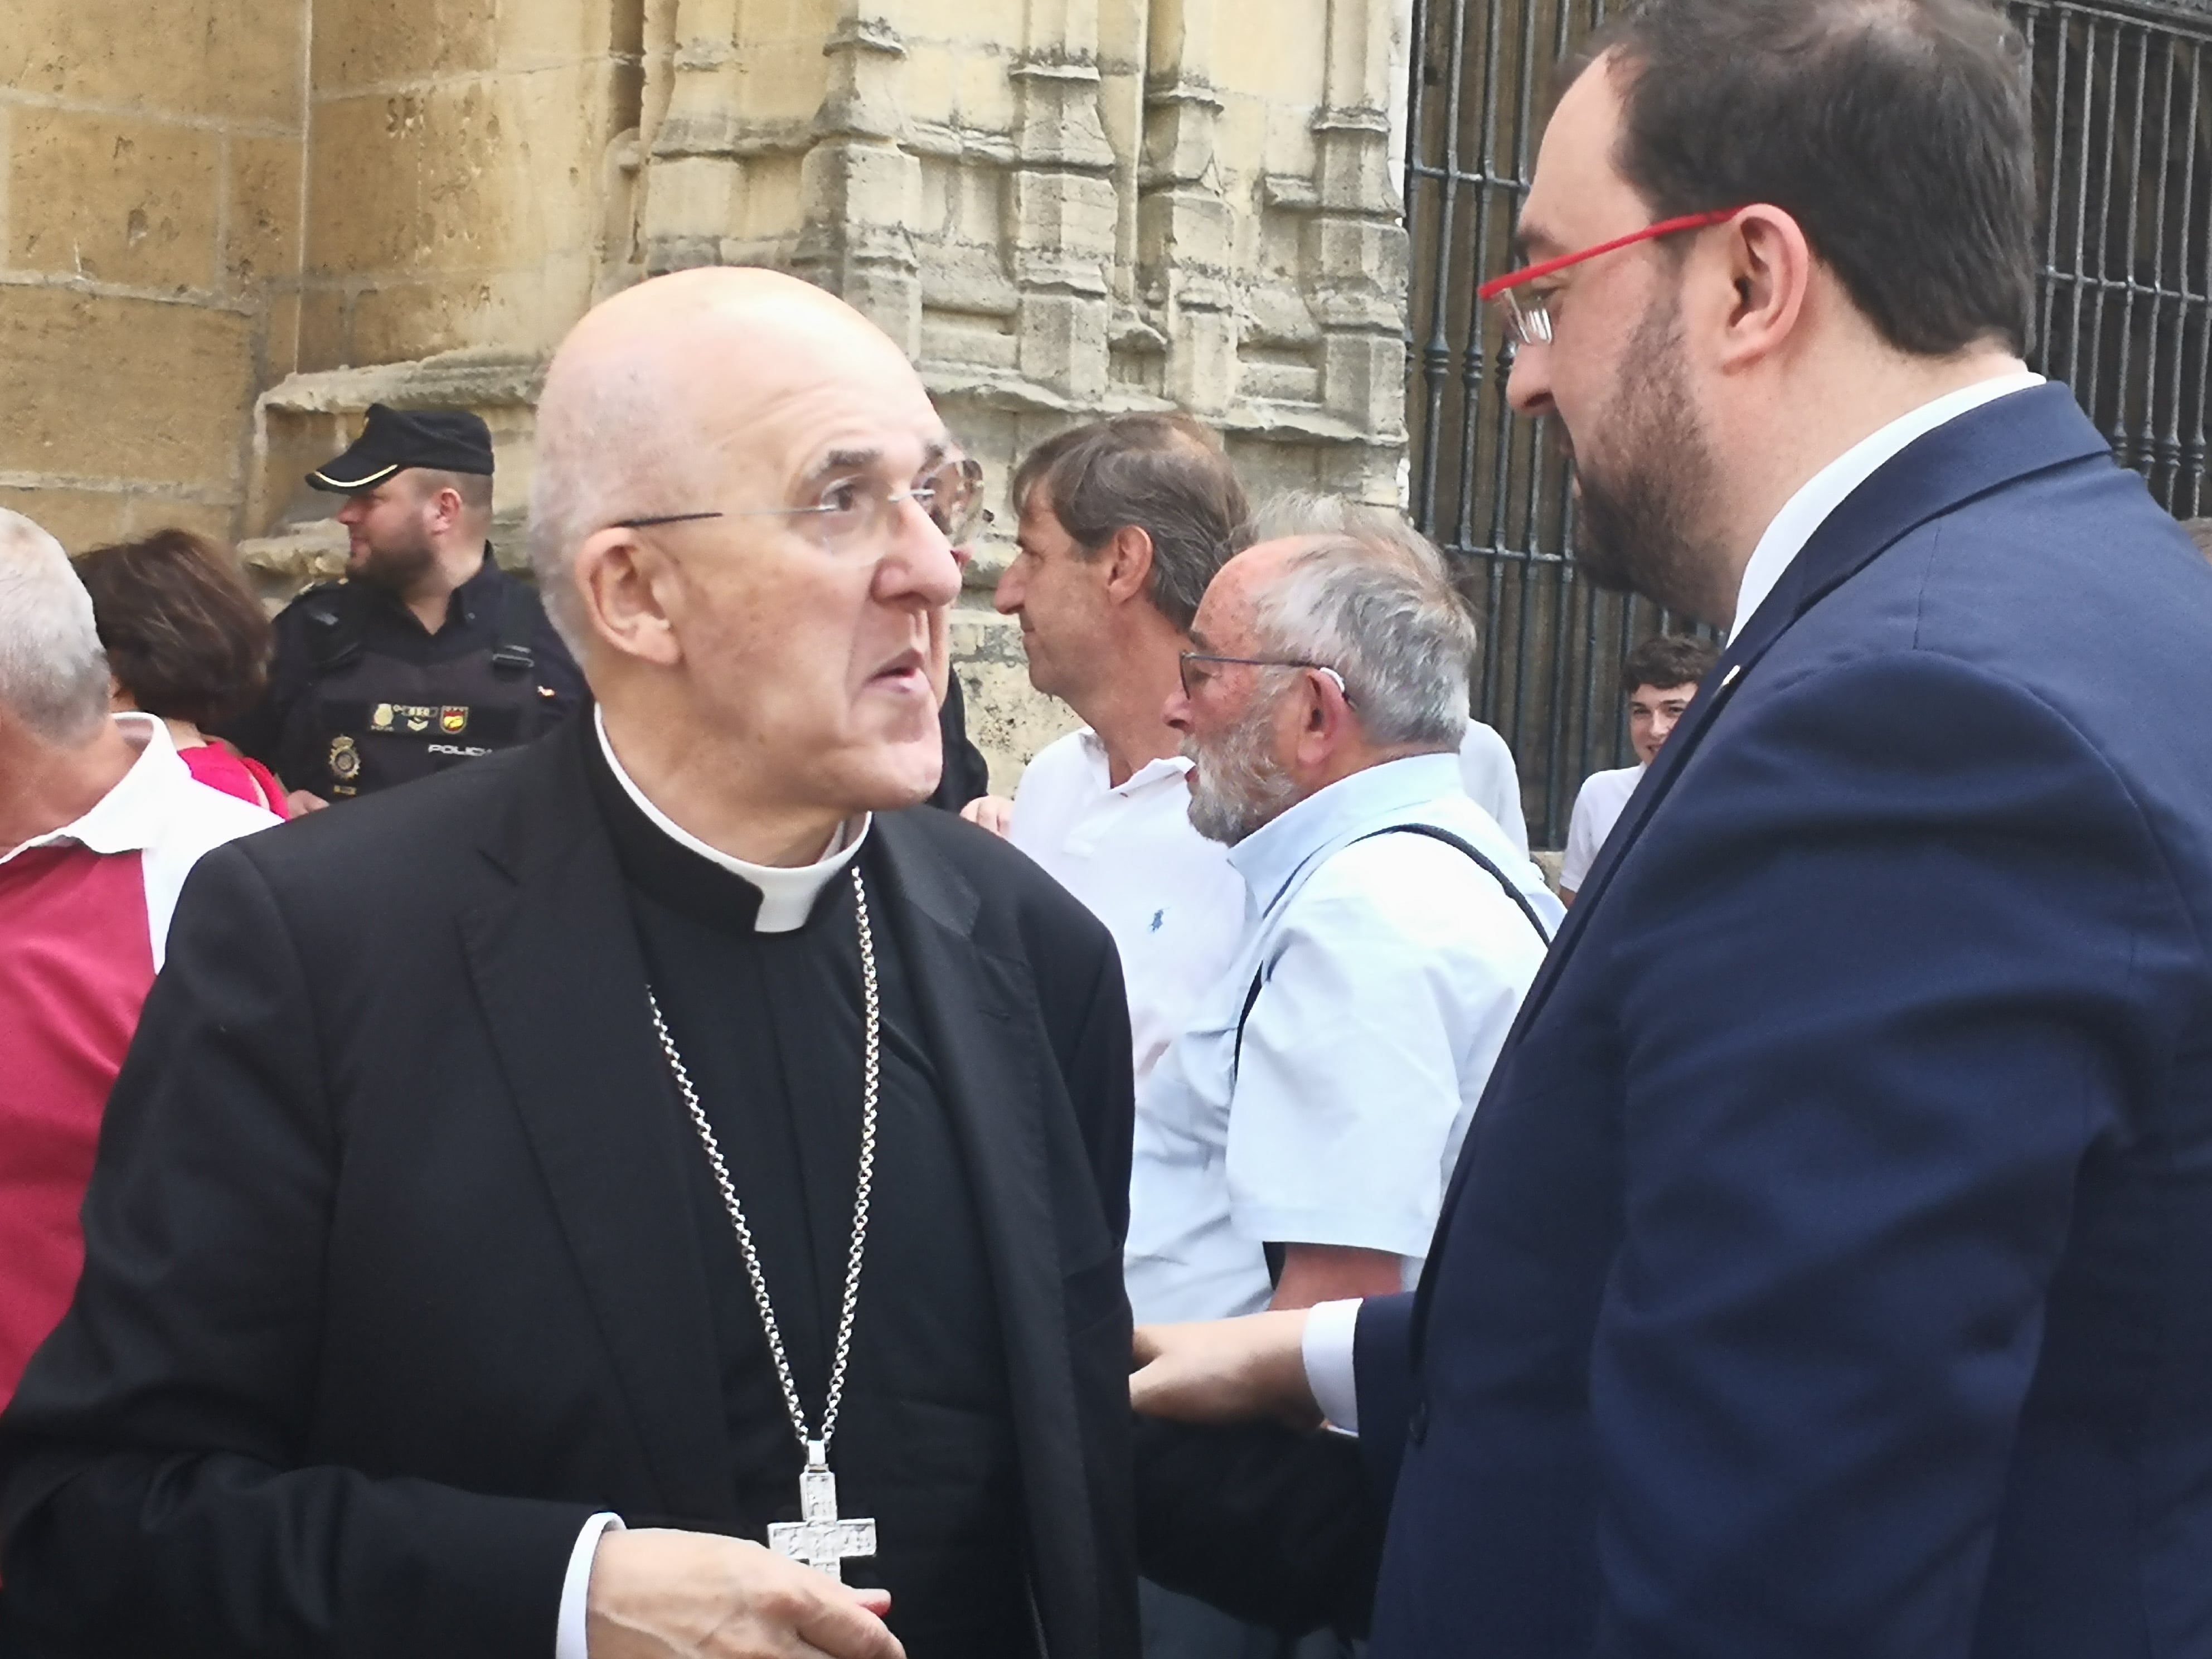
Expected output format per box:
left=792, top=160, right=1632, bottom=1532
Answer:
left=1129, top=0, right=2212, bottom=1654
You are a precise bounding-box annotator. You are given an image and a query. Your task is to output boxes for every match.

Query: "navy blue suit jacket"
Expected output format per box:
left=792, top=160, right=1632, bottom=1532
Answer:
left=1355, top=385, right=2212, bottom=1658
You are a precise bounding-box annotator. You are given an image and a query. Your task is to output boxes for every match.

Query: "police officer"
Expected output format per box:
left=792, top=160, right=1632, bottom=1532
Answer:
left=226, top=405, right=585, bottom=811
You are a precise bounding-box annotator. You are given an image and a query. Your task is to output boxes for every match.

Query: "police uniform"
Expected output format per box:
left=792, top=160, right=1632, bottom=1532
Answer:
left=223, top=405, right=585, bottom=801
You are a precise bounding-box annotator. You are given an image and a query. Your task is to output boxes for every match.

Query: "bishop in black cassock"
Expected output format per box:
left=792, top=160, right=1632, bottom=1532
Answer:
left=0, top=268, right=1138, bottom=1659
left=586, top=719, right=1032, bottom=1652
left=0, top=705, right=1138, bottom=1659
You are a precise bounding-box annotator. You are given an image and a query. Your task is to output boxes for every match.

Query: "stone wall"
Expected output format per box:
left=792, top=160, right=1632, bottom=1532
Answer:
left=1, top=0, right=307, bottom=551
left=8, top=0, right=1415, bottom=789
left=254, top=0, right=647, bottom=564
left=636, top=0, right=1415, bottom=780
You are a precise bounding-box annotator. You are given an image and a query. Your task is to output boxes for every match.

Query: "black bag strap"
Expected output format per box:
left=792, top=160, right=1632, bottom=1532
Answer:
left=1235, top=821, right=1553, bottom=1065
left=300, top=583, right=366, bottom=675
left=488, top=575, right=538, bottom=675
left=1234, top=822, right=1553, bottom=1289
left=1349, top=822, right=1555, bottom=945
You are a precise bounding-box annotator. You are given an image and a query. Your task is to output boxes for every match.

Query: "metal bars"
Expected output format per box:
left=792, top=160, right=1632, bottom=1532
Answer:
left=2031, top=2, right=2212, bottom=513
left=1403, top=0, right=2212, bottom=847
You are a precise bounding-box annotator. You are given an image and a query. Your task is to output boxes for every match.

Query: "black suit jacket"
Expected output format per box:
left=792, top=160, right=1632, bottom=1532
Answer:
left=0, top=721, right=1137, bottom=1659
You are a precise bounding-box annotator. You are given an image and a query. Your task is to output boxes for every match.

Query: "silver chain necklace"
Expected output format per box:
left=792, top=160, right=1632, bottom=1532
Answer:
left=646, top=862, right=880, bottom=1581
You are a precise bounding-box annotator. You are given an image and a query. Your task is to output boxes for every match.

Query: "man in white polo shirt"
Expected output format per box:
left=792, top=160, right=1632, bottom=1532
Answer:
left=1557, top=631, right=1716, bottom=903
left=983, top=414, right=1253, bottom=1089
left=1457, top=716, right=1529, bottom=860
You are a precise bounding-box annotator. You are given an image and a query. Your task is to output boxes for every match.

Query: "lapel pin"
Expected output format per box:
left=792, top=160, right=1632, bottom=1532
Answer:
left=1720, top=663, right=1744, bottom=688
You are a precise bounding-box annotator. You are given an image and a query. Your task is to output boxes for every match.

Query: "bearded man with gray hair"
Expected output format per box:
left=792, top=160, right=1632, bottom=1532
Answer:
left=1124, top=507, right=1556, bottom=1641
left=1127, top=503, right=1559, bottom=1331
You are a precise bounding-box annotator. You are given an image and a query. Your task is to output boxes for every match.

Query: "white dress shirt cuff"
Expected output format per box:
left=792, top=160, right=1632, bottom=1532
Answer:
left=1301, top=1297, right=1363, bottom=1435
left=556, top=1512, right=625, bottom=1659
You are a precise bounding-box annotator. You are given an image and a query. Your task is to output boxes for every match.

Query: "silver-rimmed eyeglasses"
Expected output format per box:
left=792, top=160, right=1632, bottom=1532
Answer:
left=616, top=454, right=989, bottom=557
left=1178, top=653, right=1351, bottom=701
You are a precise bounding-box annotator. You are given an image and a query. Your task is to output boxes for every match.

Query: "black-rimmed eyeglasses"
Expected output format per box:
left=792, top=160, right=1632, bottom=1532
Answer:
left=1177, top=653, right=1351, bottom=701
left=614, top=455, right=990, bottom=557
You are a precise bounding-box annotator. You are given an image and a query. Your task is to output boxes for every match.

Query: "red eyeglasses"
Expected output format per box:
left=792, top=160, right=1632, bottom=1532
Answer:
left=1478, top=207, right=1745, bottom=346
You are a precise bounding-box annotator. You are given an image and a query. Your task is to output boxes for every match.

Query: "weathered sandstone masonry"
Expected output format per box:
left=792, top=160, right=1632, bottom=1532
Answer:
left=3, top=1, right=1414, bottom=782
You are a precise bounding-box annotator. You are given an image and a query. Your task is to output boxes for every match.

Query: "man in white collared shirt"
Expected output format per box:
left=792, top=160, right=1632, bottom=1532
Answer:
left=0, top=513, right=276, bottom=1416
left=1455, top=716, right=1530, bottom=860
left=1128, top=501, right=1559, bottom=1327
left=1557, top=632, right=1715, bottom=902
left=981, top=414, right=1253, bottom=1090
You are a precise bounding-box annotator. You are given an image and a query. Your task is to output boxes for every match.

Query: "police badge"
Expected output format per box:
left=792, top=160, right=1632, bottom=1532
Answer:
left=328, top=733, right=362, bottom=789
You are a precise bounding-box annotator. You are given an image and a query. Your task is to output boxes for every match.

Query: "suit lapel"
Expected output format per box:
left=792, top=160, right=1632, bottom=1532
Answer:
left=868, top=816, right=1101, bottom=1659
left=1521, top=382, right=2106, bottom=1032
left=461, top=731, right=733, bottom=1519
left=1425, top=384, right=2114, bottom=1249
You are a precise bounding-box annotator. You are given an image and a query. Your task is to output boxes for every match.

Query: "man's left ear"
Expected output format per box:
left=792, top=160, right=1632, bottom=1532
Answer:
left=428, top=487, right=466, bottom=536
left=1301, top=666, right=1353, bottom=748
left=1102, top=525, right=1156, bottom=604
left=1715, top=205, right=1814, bottom=369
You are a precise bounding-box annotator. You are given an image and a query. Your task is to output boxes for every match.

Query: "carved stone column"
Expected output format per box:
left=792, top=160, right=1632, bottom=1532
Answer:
left=1308, top=0, right=1410, bottom=494
left=1008, top=0, right=1119, bottom=405
left=793, top=7, right=924, bottom=354
left=1138, top=0, right=1237, bottom=417
left=638, top=0, right=745, bottom=274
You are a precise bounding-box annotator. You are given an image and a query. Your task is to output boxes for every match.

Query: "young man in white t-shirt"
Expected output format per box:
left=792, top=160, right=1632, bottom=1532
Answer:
left=967, top=414, right=1254, bottom=1090
left=1559, top=632, right=1719, bottom=903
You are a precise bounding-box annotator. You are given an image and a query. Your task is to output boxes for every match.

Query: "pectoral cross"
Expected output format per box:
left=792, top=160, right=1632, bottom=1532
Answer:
left=767, top=1443, right=877, bottom=1582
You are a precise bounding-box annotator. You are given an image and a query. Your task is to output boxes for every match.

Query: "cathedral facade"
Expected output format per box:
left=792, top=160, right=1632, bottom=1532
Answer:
left=2, top=0, right=1416, bottom=778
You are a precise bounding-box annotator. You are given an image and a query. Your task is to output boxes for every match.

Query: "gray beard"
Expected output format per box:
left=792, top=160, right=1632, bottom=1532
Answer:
left=1185, top=696, right=1299, bottom=846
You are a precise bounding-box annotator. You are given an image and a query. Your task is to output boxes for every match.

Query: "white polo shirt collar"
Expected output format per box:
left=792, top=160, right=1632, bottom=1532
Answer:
left=2, top=714, right=177, bottom=864
left=1096, top=733, right=1197, bottom=795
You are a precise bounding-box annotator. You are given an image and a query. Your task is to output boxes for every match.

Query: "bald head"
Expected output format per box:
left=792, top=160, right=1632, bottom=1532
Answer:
left=528, top=268, right=935, bottom=651
left=530, top=268, right=962, bottom=840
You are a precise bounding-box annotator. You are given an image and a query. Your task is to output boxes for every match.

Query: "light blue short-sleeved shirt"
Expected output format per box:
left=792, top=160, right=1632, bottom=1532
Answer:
left=1124, top=753, right=1561, bottom=1325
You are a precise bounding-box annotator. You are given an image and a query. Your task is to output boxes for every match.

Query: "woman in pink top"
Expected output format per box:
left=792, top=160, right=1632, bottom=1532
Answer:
left=73, top=530, right=290, bottom=819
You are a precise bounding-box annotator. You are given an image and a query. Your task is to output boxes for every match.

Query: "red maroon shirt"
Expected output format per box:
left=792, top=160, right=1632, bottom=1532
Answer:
left=0, top=715, right=275, bottom=1405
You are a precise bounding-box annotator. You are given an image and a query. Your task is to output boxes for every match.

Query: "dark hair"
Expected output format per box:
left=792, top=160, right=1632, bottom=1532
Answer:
left=73, top=531, right=273, bottom=727
left=1576, top=0, right=2035, bottom=357
left=1623, top=631, right=1719, bottom=693
left=2184, top=518, right=2212, bottom=564
left=1010, top=414, right=1251, bottom=633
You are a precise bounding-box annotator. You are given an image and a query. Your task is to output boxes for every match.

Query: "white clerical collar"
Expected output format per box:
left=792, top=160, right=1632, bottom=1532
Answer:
left=593, top=705, right=870, bottom=933
left=1728, top=370, right=2045, bottom=642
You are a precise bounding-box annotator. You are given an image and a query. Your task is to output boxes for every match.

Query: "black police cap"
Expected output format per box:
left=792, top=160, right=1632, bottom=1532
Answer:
left=307, top=404, right=495, bottom=493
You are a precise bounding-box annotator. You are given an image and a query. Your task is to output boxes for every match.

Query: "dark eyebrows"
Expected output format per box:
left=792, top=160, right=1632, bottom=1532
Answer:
left=1510, top=220, right=1564, bottom=265
left=1186, top=628, right=1214, bottom=652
